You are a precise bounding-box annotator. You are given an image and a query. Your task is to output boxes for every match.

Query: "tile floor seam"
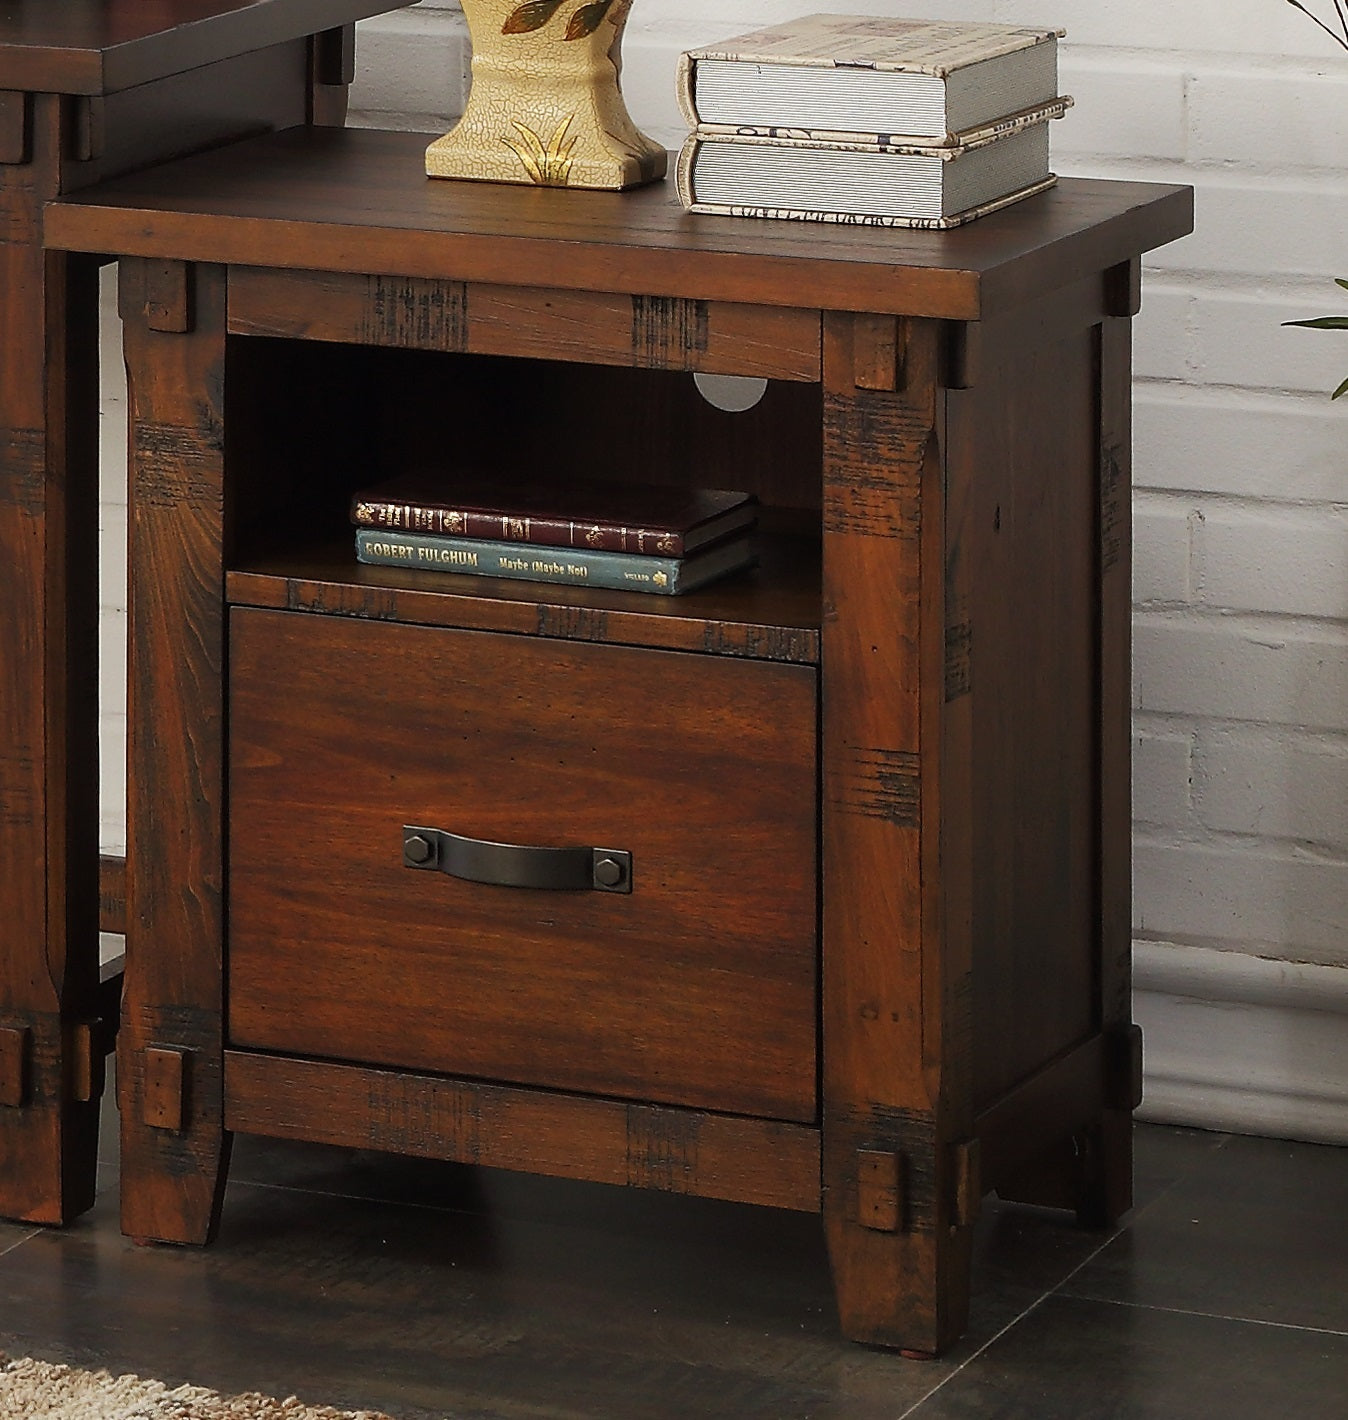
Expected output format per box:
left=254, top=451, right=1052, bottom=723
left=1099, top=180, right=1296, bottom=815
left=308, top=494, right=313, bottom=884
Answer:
left=1057, top=1293, right=1348, bottom=1339
left=0, top=1230, right=40, bottom=1261
left=892, top=1226, right=1128, bottom=1419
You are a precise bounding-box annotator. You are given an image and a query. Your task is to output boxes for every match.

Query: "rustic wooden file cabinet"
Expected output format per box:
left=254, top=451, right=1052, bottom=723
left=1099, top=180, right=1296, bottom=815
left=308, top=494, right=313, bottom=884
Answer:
left=45, top=127, right=1192, bottom=1354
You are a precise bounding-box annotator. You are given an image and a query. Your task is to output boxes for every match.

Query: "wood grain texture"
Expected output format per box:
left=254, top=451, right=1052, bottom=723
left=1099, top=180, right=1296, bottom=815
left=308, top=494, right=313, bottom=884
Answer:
left=0, top=0, right=380, bottom=1230
left=820, top=314, right=975, bottom=1353
left=99, top=853, right=126, bottom=936
left=44, top=128, right=1195, bottom=321
left=225, top=523, right=823, bottom=665
left=142, top=1046, right=187, bottom=1132
left=308, top=26, right=354, bottom=128
left=227, top=610, right=819, bottom=1122
left=1092, top=302, right=1137, bottom=1226
left=948, top=326, right=1099, bottom=1111
left=0, top=1027, right=28, bottom=1109
left=973, top=1037, right=1107, bottom=1192
left=118, top=258, right=231, bottom=1245
left=228, top=268, right=822, bottom=380
left=0, top=1, right=411, bottom=95
left=0, top=90, right=29, bottom=165
left=0, top=92, right=102, bottom=1226
left=71, top=42, right=310, bottom=192
left=224, top=1050, right=822, bottom=1213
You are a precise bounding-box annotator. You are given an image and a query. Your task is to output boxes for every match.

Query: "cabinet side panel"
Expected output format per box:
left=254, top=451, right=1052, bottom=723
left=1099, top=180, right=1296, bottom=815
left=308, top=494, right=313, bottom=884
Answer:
left=66, top=43, right=311, bottom=190
left=948, top=326, right=1099, bottom=1112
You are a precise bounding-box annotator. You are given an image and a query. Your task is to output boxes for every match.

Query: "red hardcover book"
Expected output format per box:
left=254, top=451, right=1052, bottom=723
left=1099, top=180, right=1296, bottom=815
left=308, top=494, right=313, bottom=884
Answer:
left=349, top=473, right=757, bottom=557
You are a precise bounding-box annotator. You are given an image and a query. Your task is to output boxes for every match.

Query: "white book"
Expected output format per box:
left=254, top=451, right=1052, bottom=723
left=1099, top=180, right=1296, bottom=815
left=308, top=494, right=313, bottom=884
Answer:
left=676, top=121, right=1055, bottom=230
left=677, top=14, right=1065, bottom=146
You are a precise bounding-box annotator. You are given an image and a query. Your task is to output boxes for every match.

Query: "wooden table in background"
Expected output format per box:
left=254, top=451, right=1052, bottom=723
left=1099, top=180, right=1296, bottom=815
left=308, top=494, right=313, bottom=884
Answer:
left=45, top=127, right=1191, bottom=1352
left=0, top=0, right=411, bottom=1227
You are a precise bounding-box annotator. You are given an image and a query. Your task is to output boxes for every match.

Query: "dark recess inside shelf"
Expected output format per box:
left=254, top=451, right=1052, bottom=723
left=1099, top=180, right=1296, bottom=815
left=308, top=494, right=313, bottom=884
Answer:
left=223, top=338, right=825, bottom=646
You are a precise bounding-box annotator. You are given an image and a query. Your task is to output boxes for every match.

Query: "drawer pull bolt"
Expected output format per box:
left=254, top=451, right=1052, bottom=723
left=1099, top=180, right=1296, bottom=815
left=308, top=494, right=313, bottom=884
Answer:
left=403, top=833, right=435, bottom=866
left=594, top=856, right=626, bottom=889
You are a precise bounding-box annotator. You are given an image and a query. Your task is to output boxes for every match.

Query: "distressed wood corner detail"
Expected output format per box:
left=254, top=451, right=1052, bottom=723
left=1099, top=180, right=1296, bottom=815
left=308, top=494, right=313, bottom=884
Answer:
left=944, top=618, right=972, bottom=701
left=822, top=390, right=928, bottom=538
left=134, top=422, right=224, bottom=509
left=952, top=1138, right=982, bottom=1228
left=72, top=96, right=106, bottom=164
left=0, top=91, right=32, bottom=166
left=944, top=322, right=979, bottom=390
left=857, top=1148, right=903, bottom=1231
left=836, top=746, right=921, bottom=826
left=631, top=295, right=710, bottom=366
left=68, top=1023, right=102, bottom=1104
left=627, top=1105, right=699, bottom=1194
left=0, top=1026, right=30, bottom=1108
left=142, top=1046, right=189, bottom=1131
left=315, top=25, right=357, bottom=87
left=144, top=261, right=193, bottom=334
left=537, top=604, right=610, bottom=643
left=853, top=314, right=904, bottom=391
left=363, top=275, right=468, bottom=350
left=0, top=426, right=46, bottom=518
left=1108, top=1024, right=1144, bottom=1112
left=1104, top=258, right=1142, bottom=318
left=1100, top=435, right=1126, bottom=575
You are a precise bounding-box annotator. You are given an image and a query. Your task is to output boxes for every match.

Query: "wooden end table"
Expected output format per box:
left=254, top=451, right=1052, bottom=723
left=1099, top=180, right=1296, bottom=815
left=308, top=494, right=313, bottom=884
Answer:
left=0, top=1, right=412, bottom=1227
left=45, top=127, right=1191, bottom=1352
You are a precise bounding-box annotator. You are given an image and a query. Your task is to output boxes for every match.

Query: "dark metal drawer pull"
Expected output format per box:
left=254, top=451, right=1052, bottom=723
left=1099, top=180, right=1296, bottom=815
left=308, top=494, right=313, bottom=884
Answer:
left=402, top=825, right=632, bottom=894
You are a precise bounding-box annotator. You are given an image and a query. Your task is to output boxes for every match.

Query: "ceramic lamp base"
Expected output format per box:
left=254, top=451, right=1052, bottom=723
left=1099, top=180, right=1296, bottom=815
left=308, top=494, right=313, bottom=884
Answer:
left=426, top=0, right=666, bottom=191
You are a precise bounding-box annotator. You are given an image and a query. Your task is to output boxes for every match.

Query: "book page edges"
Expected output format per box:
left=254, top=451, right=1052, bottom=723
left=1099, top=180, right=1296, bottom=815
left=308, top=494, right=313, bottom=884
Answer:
left=690, top=96, right=1073, bottom=153
left=678, top=173, right=1058, bottom=229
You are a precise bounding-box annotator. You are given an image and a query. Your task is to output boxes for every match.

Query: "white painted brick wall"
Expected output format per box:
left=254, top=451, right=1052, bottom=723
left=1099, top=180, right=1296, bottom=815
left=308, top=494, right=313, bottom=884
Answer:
left=1134, top=617, right=1348, bottom=733
left=95, top=3, right=1348, bottom=1092
left=1196, top=729, right=1348, bottom=848
left=1133, top=725, right=1194, bottom=827
left=1132, top=495, right=1192, bottom=605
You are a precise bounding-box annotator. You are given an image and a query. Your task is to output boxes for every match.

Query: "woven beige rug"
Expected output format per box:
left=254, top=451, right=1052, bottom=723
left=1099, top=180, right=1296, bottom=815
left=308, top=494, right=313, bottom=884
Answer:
left=0, top=1355, right=393, bottom=1419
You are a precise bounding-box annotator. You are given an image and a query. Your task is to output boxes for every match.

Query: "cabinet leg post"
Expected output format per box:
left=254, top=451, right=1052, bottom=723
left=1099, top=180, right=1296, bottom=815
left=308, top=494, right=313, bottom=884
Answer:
left=119, top=1035, right=231, bottom=1245
left=1075, top=1109, right=1133, bottom=1229
left=822, top=1130, right=973, bottom=1354
left=118, top=257, right=230, bottom=1246
left=0, top=136, right=103, bottom=1226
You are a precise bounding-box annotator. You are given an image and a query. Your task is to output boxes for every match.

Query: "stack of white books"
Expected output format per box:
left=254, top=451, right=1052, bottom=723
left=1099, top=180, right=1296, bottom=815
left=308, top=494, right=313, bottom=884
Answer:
left=675, top=14, right=1073, bottom=229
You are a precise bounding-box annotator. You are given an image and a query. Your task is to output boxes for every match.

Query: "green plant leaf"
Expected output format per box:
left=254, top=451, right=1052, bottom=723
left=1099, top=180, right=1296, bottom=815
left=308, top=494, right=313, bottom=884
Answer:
left=1336, top=277, right=1348, bottom=291
left=1333, top=374, right=1348, bottom=399
left=502, top=0, right=567, bottom=34
left=1283, top=316, right=1348, bottom=329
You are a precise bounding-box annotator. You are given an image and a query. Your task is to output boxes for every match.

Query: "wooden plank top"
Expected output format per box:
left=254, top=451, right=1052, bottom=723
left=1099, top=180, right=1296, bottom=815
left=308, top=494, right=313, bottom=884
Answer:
left=45, top=126, right=1194, bottom=320
left=0, top=1, right=410, bottom=95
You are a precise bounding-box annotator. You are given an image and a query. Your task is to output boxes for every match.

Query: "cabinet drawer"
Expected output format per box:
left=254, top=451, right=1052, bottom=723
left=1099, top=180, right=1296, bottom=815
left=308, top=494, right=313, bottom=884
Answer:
left=227, top=609, right=818, bottom=1122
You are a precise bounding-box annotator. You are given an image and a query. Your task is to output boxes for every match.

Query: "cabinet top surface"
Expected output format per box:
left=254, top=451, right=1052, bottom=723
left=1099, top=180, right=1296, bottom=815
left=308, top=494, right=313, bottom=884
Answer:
left=46, top=126, right=1194, bottom=319
left=0, top=1, right=410, bottom=94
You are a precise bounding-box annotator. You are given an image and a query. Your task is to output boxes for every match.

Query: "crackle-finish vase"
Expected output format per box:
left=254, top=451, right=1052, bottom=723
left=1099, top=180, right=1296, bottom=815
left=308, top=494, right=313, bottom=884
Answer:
left=426, top=0, right=666, bottom=189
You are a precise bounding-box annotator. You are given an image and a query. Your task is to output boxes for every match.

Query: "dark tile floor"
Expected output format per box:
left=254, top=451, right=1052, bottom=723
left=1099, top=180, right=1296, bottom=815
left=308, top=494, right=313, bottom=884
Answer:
left=0, top=1110, right=1343, bottom=1419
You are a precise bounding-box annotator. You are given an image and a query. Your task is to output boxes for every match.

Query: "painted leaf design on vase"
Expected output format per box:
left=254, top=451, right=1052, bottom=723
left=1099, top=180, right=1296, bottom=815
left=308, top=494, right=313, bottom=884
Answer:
left=501, top=0, right=568, bottom=34
left=502, top=115, right=578, bottom=185
left=564, top=0, right=616, bottom=39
